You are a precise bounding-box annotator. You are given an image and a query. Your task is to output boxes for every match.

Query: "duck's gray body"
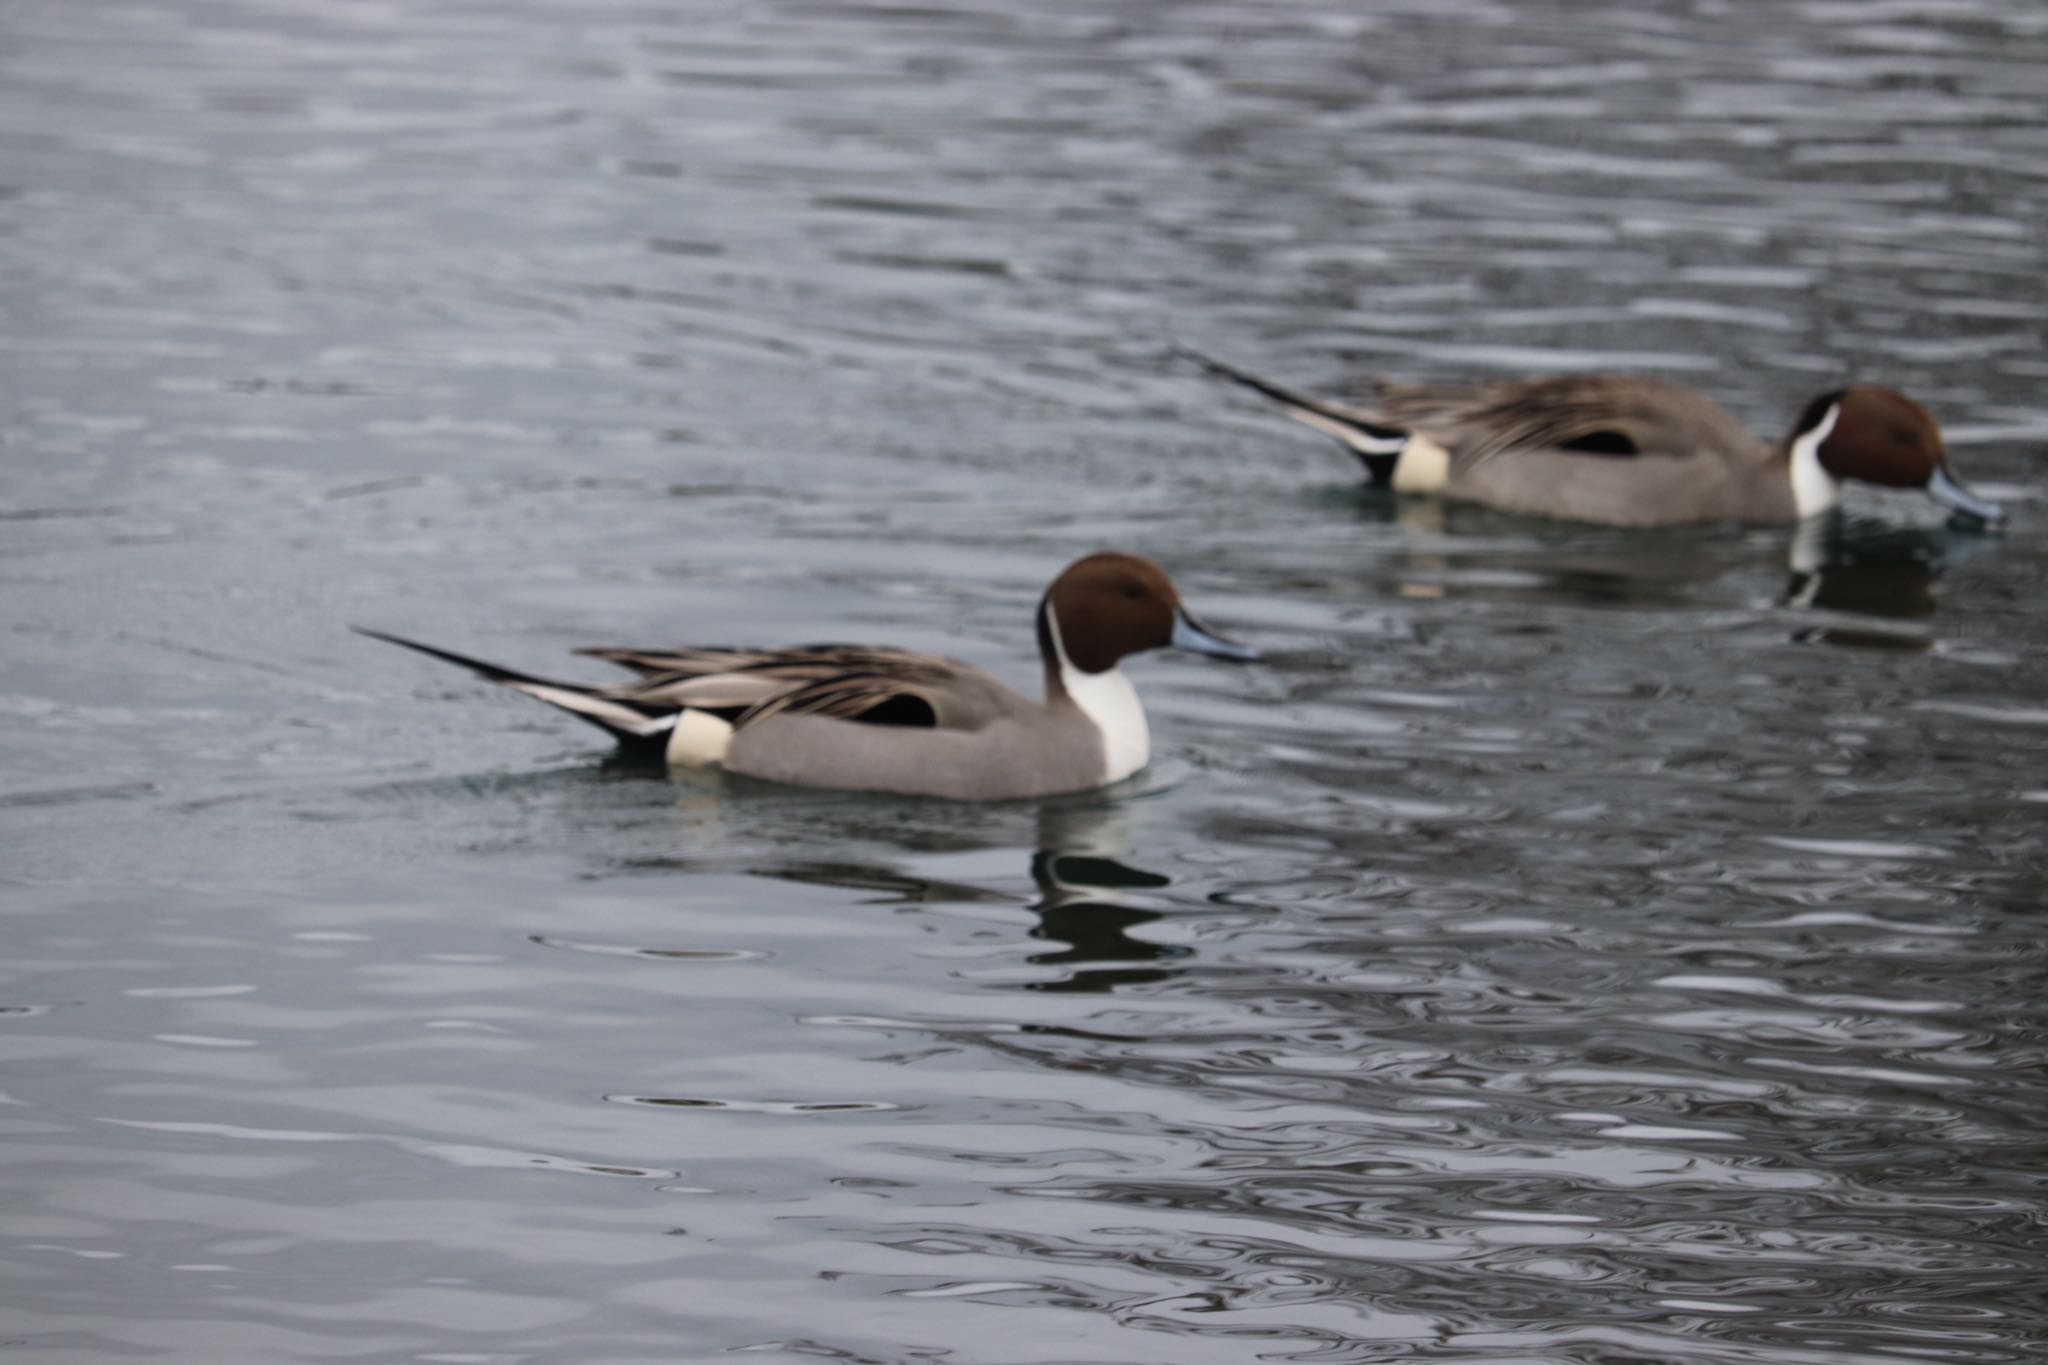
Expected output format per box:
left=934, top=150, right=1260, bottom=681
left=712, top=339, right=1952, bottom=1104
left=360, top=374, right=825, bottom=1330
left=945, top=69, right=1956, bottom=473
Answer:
left=725, top=695, right=1107, bottom=800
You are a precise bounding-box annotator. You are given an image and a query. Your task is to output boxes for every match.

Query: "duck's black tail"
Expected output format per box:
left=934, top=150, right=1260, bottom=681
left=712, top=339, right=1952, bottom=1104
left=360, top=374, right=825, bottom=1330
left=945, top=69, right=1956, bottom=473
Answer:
left=353, top=627, right=677, bottom=743
left=1177, top=347, right=1409, bottom=480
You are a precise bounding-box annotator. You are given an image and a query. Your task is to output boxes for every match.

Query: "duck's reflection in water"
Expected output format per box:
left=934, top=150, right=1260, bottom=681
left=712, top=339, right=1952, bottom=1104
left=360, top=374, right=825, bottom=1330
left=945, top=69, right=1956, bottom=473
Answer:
left=1364, top=491, right=1780, bottom=609
left=728, top=793, right=1185, bottom=992
left=1351, top=486, right=2002, bottom=645
left=1784, top=513, right=1999, bottom=649
left=1025, top=800, right=1179, bottom=993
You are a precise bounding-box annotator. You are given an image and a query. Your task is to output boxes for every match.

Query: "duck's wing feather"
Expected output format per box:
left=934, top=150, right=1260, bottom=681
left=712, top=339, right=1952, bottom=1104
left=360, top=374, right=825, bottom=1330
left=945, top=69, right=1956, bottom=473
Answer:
left=1368, top=374, right=1760, bottom=465
left=581, top=643, right=933, bottom=679
left=585, top=644, right=1016, bottom=733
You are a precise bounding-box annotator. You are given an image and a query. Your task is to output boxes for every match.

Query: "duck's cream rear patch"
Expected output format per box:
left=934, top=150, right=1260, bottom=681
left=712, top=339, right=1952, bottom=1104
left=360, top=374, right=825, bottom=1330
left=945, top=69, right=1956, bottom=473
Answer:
left=1392, top=433, right=1452, bottom=493
left=666, top=708, right=735, bottom=768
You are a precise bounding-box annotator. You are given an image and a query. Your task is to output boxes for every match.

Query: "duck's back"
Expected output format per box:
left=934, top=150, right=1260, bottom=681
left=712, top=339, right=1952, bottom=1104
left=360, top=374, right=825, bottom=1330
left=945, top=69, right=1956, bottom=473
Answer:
left=1370, top=374, right=1751, bottom=460
left=1372, top=375, right=1795, bottom=525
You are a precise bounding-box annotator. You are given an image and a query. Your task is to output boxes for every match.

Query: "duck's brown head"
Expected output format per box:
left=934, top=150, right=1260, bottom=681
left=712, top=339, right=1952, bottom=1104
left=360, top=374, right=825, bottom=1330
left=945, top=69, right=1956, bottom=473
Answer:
left=1036, top=552, right=1258, bottom=678
left=1790, top=387, right=2003, bottom=525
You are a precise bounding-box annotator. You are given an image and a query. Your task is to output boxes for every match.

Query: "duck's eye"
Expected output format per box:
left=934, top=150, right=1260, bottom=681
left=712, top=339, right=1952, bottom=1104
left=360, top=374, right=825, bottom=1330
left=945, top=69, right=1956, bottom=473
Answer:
left=1122, top=584, right=1144, bottom=600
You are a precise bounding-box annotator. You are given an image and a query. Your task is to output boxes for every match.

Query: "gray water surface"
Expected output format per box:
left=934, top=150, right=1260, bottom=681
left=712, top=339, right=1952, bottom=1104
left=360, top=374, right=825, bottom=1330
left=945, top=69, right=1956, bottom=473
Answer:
left=4, top=2, right=2047, bottom=1362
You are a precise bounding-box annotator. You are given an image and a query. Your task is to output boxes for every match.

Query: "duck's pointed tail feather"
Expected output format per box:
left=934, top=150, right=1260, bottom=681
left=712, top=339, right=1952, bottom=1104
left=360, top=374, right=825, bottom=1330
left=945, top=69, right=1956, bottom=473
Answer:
left=1177, top=347, right=1410, bottom=462
left=352, top=627, right=677, bottom=741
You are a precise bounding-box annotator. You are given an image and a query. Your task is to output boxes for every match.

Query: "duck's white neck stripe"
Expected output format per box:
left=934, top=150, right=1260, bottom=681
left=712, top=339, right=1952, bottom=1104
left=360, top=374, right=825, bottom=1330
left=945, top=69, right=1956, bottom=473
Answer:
left=1789, top=401, right=1843, bottom=519
left=1045, top=605, right=1149, bottom=784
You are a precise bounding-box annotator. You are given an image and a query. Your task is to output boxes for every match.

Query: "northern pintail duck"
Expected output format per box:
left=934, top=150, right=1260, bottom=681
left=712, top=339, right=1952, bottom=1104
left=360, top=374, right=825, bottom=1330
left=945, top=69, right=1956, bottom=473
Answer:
left=1186, top=351, right=2004, bottom=528
left=356, top=552, right=1258, bottom=800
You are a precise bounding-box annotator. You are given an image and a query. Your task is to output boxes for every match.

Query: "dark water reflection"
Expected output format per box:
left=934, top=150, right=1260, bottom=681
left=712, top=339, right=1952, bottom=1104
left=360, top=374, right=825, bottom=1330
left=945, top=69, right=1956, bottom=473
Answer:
left=1783, top=516, right=2006, bottom=649
left=1025, top=845, right=1180, bottom=994
left=4, top=0, right=2048, bottom=1361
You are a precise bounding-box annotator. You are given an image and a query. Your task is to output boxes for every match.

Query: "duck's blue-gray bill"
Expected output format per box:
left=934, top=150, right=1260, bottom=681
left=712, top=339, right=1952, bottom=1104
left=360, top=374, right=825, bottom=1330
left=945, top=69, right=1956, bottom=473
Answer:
left=1927, top=464, right=2005, bottom=526
left=1171, top=609, right=1260, bottom=662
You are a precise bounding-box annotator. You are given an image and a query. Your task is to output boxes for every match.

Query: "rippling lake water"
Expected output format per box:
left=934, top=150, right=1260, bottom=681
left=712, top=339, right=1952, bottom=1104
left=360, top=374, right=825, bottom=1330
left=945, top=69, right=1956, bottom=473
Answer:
left=5, top=2, right=2047, bottom=1361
